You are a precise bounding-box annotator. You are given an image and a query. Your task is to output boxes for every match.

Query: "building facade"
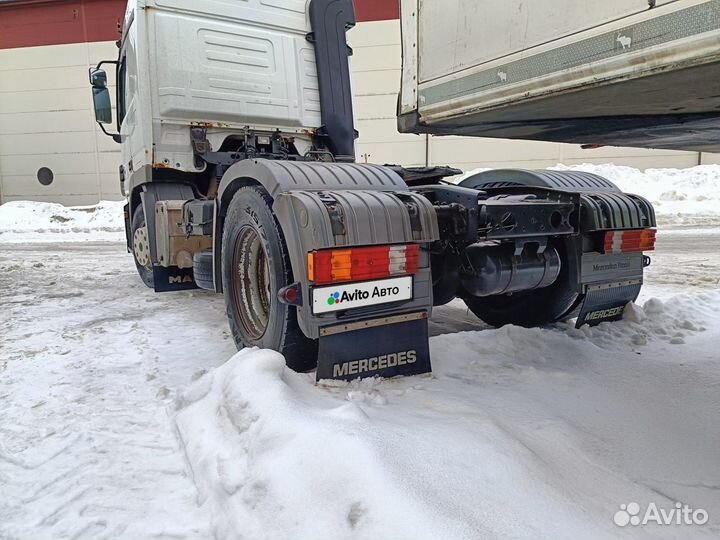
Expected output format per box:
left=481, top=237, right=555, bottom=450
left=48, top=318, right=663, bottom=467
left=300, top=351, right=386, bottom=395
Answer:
left=1, top=0, right=717, bottom=205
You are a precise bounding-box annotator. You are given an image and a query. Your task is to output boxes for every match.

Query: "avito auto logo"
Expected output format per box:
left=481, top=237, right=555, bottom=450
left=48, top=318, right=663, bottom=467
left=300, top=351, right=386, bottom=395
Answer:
left=314, top=276, right=412, bottom=314
left=328, top=286, right=401, bottom=306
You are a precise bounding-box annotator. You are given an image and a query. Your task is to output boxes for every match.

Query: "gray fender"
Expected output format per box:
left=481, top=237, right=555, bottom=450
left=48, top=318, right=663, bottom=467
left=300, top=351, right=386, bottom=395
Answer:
left=459, top=168, right=621, bottom=192
left=460, top=168, right=655, bottom=230
left=217, top=159, right=409, bottom=202
left=213, top=159, right=413, bottom=292
left=212, top=159, right=439, bottom=341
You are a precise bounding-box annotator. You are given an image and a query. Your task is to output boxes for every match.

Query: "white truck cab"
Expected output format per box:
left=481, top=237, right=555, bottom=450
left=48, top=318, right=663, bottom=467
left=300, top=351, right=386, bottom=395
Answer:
left=97, top=0, right=324, bottom=196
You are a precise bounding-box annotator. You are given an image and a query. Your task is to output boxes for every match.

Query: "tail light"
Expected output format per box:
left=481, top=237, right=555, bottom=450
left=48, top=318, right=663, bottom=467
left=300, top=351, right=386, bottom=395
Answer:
left=307, top=244, right=420, bottom=285
left=603, top=229, right=656, bottom=254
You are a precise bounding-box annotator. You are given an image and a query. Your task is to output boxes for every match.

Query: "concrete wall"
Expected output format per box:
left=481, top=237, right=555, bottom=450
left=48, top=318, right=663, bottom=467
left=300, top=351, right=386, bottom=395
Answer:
left=1, top=15, right=717, bottom=206
left=0, top=41, right=121, bottom=205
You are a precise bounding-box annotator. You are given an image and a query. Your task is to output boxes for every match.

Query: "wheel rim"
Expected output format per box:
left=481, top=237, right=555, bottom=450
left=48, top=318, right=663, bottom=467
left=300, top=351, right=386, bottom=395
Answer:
left=231, top=225, right=272, bottom=341
left=133, top=226, right=151, bottom=268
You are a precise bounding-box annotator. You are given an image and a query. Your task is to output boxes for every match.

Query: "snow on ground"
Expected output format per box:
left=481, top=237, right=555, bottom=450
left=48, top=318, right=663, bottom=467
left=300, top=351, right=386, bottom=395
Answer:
left=2, top=235, right=719, bottom=539
left=177, top=291, right=720, bottom=540
left=0, top=244, right=227, bottom=539
left=2, top=164, right=720, bottom=539
left=0, top=200, right=125, bottom=243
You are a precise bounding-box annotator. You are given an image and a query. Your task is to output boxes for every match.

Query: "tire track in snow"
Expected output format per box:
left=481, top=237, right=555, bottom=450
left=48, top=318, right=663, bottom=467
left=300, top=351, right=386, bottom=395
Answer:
left=0, top=244, right=234, bottom=539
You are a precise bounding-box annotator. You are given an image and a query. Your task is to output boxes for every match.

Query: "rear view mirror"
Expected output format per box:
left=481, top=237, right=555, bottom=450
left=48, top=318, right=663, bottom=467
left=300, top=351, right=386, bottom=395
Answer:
left=89, top=67, right=108, bottom=88
left=92, top=86, right=112, bottom=124
left=88, top=63, right=120, bottom=141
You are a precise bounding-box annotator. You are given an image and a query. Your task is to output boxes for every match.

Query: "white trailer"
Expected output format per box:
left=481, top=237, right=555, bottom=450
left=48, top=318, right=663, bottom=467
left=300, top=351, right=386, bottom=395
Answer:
left=399, top=0, right=720, bottom=152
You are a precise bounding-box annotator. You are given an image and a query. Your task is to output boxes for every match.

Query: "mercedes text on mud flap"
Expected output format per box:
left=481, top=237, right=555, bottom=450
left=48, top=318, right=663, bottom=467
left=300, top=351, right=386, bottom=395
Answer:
left=91, top=0, right=665, bottom=381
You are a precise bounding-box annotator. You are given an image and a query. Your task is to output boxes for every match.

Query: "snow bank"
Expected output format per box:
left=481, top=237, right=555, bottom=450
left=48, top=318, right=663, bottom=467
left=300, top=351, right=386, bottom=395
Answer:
left=553, top=164, right=720, bottom=227
left=175, top=292, right=720, bottom=540
left=0, top=200, right=125, bottom=243
left=455, top=164, right=720, bottom=227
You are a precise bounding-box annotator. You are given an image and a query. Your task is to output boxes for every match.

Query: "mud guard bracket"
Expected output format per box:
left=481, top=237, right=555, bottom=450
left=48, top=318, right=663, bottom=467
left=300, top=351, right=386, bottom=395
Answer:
left=316, top=312, right=432, bottom=381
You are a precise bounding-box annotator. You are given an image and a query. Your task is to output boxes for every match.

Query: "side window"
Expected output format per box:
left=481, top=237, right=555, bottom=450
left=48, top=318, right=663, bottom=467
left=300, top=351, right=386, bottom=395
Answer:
left=117, top=56, right=127, bottom=128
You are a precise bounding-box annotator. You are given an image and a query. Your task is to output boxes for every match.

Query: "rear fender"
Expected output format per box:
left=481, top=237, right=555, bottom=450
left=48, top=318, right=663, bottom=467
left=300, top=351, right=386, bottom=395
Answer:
left=214, top=159, right=439, bottom=339
left=459, top=168, right=622, bottom=192
left=459, top=168, right=656, bottom=230
left=213, top=158, right=413, bottom=293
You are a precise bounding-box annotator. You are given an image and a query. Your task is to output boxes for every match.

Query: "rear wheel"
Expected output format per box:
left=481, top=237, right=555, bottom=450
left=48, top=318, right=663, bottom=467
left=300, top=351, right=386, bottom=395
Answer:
left=131, top=205, right=154, bottom=288
left=221, top=186, right=317, bottom=371
left=462, top=239, right=583, bottom=328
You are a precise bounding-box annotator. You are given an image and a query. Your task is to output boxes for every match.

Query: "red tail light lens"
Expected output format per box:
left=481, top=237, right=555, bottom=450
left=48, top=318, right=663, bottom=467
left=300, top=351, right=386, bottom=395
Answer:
left=308, top=244, right=420, bottom=285
left=603, top=229, right=656, bottom=254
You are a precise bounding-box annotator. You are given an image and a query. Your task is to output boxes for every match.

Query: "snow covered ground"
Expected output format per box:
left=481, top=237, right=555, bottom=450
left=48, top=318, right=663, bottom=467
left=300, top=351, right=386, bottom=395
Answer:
left=0, top=244, right=220, bottom=539
left=1, top=240, right=718, bottom=540
left=1, top=164, right=720, bottom=539
left=177, top=293, right=720, bottom=540
left=0, top=200, right=125, bottom=243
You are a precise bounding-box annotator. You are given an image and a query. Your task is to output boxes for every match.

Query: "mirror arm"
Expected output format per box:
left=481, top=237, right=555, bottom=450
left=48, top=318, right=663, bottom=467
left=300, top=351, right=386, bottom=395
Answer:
left=89, top=59, right=118, bottom=88
left=97, top=121, right=121, bottom=144
left=94, top=59, right=118, bottom=73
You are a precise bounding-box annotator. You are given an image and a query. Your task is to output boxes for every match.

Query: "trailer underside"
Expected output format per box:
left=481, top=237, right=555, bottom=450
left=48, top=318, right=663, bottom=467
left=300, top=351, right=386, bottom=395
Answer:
left=400, top=63, right=720, bottom=152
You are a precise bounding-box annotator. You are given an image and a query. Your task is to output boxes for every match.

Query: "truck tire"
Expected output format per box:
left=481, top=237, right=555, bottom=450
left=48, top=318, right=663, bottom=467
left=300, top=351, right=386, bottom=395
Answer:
left=131, top=205, right=154, bottom=288
left=221, top=186, right=317, bottom=372
left=192, top=250, right=214, bottom=291
left=462, top=239, right=583, bottom=328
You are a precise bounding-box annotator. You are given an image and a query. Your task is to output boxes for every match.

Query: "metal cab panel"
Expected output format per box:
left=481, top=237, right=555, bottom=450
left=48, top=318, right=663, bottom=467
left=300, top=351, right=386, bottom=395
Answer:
left=121, top=0, right=325, bottom=182
left=146, top=0, right=321, bottom=130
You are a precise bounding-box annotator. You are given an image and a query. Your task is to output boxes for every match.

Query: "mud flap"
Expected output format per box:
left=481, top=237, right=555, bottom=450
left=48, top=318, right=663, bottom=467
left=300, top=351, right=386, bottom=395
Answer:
left=576, top=281, right=642, bottom=327
left=316, top=312, right=432, bottom=381
left=152, top=266, right=198, bottom=292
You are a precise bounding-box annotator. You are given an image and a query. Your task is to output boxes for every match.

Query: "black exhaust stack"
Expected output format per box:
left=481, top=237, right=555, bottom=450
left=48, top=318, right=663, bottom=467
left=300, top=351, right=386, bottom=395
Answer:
left=308, top=0, right=358, bottom=161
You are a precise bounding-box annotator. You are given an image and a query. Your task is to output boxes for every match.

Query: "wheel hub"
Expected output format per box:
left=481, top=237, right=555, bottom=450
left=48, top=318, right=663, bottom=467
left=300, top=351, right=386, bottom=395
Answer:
left=232, top=226, right=272, bottom=341
left=133, top=226, right=151, bottom=268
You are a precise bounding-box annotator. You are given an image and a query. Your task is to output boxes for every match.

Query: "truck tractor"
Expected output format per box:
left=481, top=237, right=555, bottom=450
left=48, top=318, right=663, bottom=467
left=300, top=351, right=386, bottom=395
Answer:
left=88, top=0, right=720, bottom=380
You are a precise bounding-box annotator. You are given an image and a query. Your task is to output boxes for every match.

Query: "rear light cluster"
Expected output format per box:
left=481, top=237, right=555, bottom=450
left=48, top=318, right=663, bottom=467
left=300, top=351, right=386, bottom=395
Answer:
left=603, top=229, right=656, bottom=254
left=307, top=244, right=420, bottom=285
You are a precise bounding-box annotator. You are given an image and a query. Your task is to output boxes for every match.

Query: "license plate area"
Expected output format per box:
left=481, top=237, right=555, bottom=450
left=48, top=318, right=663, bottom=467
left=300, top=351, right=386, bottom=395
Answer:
left=312, top=276, right=413, bottom=315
